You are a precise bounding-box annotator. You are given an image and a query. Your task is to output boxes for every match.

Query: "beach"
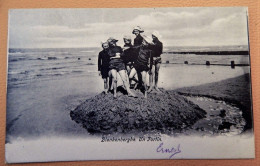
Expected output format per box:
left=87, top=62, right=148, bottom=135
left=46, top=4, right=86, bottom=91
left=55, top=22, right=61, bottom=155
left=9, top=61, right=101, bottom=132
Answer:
left=6, top=47, right=251, bottom=142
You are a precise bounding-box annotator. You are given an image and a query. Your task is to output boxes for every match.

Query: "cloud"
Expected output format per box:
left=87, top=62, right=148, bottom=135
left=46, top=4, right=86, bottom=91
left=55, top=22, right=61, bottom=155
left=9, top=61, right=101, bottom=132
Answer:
left=8, top=8, right=248, bottom=48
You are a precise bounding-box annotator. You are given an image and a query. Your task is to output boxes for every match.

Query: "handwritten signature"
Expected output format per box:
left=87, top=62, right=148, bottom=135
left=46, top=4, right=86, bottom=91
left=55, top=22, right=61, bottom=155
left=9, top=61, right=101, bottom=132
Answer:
left=156, top=142, right=181, bottom=159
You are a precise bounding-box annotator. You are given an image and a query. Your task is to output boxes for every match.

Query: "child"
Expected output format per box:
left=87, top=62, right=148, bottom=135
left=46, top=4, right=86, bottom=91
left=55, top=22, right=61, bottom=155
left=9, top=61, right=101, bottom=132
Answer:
left=122, top=35, right=134, bottom=74
left=132, top=26, right=144, bottom=47
left=107, top=37, right=136, bottom=98
left=130, top=35, right=153, bottom=98
left=148, top=31, right=163, bottom=93
left=98, top=41, right=111, bottom=94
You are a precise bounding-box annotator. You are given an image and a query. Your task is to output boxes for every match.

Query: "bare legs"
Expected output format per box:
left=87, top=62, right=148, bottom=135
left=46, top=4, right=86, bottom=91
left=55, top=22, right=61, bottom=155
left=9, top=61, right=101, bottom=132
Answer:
left=118, top=70, right=136, bottom=97
left=126, top=65, right=131, bottom=75
left=147, top=65, right=155, bottom=92
left=110, top=69, right=136, bottom=98
left=154, top=63, right=161, bottom=91
left=141, top=71, right=148, bottom=98
left=110, top=69, right=118, bottom=98
left=129, top=67, right=138, bottom=88
left=147, top=63, right=161, bottom=92
left=129, top=68, right=148, bottom=98
left=103, top=77, right=109, bottom=94
left=108, top=70, right=113, bottom=91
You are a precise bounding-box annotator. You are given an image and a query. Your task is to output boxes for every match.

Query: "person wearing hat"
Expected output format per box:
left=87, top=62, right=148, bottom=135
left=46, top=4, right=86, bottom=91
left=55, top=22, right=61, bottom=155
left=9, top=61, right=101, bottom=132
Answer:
left=132, top=26, right=144, bottom=47
left=129, top=26, right=145, bottom=89
left=98, top=41, right=111, bottom=94
left=107, top=37, right=136, bottom=98
left=121, top=35, right=134, bottom=74
left=147, top=31, right=163, bottom=93
left=129, top=35, right=154, bottom=98
left=121, top=35, right=139, bottom=88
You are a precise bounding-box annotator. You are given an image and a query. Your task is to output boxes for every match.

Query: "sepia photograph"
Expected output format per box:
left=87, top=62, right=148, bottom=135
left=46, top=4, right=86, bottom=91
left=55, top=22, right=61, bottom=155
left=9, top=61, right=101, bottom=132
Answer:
left=5, top=7, right=254, bottom=163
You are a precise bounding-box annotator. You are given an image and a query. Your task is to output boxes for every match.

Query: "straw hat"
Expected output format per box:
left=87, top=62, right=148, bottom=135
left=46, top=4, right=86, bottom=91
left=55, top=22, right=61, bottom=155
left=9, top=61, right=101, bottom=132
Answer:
left=107, top=37, right=118, bottom=43
left=152, top=30, right=162, bottom=39
left=142, top=35, right=153, bottom=44
left=132, top=26, right=144, bottom=34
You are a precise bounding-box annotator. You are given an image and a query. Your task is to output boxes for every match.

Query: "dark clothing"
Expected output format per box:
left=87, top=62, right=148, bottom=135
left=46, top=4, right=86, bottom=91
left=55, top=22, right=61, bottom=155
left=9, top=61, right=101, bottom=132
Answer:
left=121, top=43, right=135, bottom=64
left=98, top=49, right=110, bottom=78
left=152, top=38, right=163, bottom=57
left=107, top=46, right=123, bottom=59
left=133, top=34, right=143, bottom=47
left=98, top=49, right=110, bottom=71
left=108, top=46, right=125, bottom=71
left=100, top=68, right=109, bottom=78
left=134, top=45, right=153, bottom=72
left=153, top=57, right=162, bottom=65
left=109, top=61, right=126, bottom=72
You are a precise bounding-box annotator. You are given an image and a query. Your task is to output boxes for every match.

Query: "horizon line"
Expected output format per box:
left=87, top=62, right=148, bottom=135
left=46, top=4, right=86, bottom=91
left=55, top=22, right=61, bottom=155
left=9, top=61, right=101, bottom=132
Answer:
left=8, top=44, right=248, bottom=49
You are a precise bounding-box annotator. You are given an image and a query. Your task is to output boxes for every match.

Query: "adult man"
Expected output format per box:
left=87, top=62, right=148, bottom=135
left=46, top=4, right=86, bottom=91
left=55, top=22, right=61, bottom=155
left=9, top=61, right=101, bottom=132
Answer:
left=147, top=31, right=163, bottom=92
left=98, top=41, right=111, bottom=94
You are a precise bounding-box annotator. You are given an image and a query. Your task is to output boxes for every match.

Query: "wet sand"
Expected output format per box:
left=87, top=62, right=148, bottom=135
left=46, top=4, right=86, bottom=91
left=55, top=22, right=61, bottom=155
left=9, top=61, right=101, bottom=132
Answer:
left=176, top=73, right=252, bottom=131
left=70, top=73, right=251, bottom=136
left=6, top=65, right=251, bottom=142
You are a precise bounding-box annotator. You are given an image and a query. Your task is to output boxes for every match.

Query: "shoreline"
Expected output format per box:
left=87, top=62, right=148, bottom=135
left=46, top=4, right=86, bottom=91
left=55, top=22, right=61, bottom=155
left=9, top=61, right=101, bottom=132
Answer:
left=164, top=50, right=249, bottom=55
left=175, top=73, right=252, bottom=131
left=6, top=66, right=251, bottom=142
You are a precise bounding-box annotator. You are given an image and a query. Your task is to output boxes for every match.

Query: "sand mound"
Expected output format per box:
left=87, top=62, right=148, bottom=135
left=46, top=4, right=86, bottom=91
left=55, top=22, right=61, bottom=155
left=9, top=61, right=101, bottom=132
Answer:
left=70, top=88, right=206, bottom=134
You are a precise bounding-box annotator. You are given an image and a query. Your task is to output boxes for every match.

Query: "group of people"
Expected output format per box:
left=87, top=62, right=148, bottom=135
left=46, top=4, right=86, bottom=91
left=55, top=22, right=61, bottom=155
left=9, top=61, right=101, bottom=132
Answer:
left=98, top=26, right=163, bottom=98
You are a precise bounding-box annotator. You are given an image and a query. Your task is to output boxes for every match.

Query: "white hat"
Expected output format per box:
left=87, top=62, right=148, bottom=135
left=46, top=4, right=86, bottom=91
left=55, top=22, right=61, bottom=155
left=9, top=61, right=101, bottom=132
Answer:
left=123, top=35, right=131, bottom=40
left=152, top=30, right=162, bottom=39
left=132, top=26, right=144, bottom=34
left=142, top=35, right=153, bottom=44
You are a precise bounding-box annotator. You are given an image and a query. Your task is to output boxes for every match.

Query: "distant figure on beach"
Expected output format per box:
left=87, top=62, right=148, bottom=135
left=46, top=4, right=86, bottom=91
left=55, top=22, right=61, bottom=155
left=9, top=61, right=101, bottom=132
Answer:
left=107, top=37, right=136, bottom=98
left=98, top=41, right=111, bottom=94
left=129, top=35, right=154, bottom=98
left=148, top=31, right=163, bottom=93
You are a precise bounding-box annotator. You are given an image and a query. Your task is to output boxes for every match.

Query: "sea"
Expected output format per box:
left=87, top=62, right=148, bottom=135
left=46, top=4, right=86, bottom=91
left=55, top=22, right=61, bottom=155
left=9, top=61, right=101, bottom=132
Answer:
left=7, top=46, right=250, bottom=87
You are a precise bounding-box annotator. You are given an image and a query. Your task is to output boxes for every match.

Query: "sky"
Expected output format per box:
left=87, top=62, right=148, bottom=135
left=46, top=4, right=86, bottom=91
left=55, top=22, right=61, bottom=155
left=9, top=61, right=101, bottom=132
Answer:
left=8, top=7, right=249, bottom=48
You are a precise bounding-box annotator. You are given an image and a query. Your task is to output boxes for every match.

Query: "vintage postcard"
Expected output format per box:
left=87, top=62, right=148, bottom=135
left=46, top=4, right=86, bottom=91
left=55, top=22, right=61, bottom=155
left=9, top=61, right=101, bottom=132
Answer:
left=5, top=7, right=254, bottom=163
